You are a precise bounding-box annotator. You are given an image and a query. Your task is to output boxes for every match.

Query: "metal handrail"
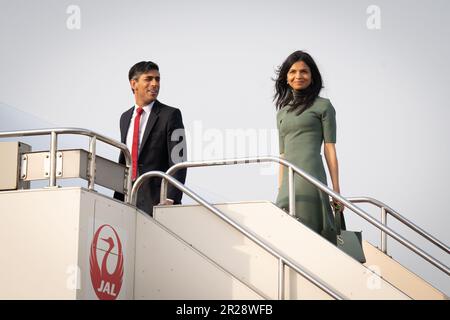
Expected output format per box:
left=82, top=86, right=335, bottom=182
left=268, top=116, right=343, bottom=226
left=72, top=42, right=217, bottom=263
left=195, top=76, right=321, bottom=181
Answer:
left=160, top=156, right=450, bottom=276
left=0, top=128, right=132, bottom=203
left=348, top=197, right=450, bottom=254
left=131, top=170, right=345, bottom=300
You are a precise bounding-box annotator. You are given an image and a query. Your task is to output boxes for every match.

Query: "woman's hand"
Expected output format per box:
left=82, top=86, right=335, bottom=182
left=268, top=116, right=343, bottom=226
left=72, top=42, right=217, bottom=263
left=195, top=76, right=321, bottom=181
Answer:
left=332, top=200, right=345, bottom=213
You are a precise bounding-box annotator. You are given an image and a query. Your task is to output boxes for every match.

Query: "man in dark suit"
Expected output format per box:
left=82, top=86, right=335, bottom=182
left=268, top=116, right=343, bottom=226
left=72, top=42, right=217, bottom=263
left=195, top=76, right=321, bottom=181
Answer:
left=114, top=61, right=187, bottom=215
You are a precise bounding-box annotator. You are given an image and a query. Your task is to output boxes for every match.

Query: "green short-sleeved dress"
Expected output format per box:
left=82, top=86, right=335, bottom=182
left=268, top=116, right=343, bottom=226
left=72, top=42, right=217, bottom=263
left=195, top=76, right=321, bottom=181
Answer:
left=276, top=97, right=337, bottom=245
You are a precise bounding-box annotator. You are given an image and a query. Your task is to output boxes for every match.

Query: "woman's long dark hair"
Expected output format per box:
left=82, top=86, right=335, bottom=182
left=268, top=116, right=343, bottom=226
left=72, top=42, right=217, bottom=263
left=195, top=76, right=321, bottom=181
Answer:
left=273, top=51, right=323, bottom=115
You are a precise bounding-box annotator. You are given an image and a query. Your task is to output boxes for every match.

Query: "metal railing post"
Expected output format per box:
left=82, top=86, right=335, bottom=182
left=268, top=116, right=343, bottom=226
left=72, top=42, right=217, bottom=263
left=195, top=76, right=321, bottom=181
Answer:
left=124, top=166, right=132, bottom=204
left=288, top=167, right=295, bottom=217
left=49, top=131, right=58, bottom=187
left=278, top=258, right=285, bottom=300
left=88, top=136, right=97, bottom=191
left=381, top=207, right=388, bottom=254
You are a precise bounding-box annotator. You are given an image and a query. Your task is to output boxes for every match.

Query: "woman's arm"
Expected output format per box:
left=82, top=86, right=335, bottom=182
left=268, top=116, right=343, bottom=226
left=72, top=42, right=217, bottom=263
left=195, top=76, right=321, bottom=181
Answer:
left=324, top=143, right=343, bottom=210
left=278, top=153, right=285, bottom=189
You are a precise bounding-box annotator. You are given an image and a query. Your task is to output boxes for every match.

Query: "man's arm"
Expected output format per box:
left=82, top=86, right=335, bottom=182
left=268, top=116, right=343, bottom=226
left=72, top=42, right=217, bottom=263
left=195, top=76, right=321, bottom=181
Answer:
left=114, top=112, right=127, bottom=201
left=166, top=108, right=187, bottom=203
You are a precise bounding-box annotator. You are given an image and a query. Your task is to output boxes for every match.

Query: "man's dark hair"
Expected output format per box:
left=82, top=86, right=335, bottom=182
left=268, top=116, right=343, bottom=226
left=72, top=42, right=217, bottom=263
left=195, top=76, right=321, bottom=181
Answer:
left=128, top=61, right=159, bottom=81
left=273, top=51, right=323, bottom=115
left=128, top=61, right=159, bottom=93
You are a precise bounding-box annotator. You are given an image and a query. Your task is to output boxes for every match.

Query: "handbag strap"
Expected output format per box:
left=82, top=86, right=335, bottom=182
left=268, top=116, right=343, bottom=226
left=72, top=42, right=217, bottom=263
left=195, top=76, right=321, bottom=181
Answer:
left=331, top=201, right=346, bottom=235
left=335, top=210, right=342, bottom=236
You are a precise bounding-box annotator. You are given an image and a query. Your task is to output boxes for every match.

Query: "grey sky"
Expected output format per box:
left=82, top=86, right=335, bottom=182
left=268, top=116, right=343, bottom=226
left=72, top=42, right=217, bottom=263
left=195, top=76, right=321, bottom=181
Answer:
left=1, top=0, right=449, bottom=295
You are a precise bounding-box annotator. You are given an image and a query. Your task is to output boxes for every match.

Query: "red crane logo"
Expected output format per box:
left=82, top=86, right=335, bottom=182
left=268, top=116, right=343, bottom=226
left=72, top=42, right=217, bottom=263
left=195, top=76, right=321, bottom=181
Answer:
left=90, top=224, right=124, bottom=300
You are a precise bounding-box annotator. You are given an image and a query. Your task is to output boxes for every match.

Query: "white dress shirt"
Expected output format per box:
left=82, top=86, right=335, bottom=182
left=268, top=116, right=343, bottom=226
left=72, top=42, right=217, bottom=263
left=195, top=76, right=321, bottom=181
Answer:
left=126, top=102, right=154, bottom=154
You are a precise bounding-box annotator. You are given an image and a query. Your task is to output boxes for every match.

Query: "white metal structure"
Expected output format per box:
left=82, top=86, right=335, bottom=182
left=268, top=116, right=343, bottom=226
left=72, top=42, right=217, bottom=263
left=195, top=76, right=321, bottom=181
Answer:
left=0, top=128, right=448, bottom=300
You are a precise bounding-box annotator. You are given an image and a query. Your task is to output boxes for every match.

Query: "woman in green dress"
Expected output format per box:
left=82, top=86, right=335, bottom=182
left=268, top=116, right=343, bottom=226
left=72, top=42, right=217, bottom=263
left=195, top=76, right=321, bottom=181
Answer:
left=274, top=50, right=343, bottom=245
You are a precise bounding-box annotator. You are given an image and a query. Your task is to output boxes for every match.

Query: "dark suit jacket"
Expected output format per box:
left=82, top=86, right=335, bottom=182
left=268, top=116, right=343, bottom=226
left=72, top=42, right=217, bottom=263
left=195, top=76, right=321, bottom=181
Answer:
left=113, top=100, right=187, bottom=215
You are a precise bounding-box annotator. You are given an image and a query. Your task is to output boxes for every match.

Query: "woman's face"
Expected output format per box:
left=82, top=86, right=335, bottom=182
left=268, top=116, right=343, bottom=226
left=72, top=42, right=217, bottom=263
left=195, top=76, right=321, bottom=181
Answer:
left=287, top=60, right=312, bottom=91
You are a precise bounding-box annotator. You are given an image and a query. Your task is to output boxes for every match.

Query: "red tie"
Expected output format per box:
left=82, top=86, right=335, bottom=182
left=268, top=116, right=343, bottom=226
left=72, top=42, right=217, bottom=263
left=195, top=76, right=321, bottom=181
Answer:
left=131, top=107, right=144, bottom=181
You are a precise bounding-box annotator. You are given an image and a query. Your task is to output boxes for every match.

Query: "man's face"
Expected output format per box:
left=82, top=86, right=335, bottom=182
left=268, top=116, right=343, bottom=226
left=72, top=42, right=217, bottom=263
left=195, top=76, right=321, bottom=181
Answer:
left=131, top=70, right=160, bottom=105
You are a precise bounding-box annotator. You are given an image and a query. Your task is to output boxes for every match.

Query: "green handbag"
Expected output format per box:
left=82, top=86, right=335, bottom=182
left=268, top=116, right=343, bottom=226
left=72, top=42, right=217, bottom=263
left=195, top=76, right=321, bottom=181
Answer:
left=333, top=205, right=366, bottom=263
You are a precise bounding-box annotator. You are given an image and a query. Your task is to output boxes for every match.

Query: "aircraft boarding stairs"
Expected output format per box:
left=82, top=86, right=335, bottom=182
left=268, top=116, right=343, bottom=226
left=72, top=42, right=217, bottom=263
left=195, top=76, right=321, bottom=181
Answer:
left=0, top=128, right=448, bottom=300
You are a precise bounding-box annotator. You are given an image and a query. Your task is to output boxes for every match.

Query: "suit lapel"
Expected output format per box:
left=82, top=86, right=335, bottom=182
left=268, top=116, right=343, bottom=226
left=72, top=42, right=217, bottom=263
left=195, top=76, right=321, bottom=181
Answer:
left=121, top=107, right=134, bottom=143
left=139, top=100, right=161, bottom=155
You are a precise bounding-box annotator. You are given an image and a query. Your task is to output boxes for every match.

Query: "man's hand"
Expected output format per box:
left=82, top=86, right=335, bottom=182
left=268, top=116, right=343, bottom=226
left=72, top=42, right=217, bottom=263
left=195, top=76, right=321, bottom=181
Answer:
left=159, top=198, right=174, bottom=205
